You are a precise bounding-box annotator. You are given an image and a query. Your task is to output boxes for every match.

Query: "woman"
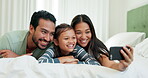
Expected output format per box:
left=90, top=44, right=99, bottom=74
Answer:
left=71, top=14, right=133, bottom=71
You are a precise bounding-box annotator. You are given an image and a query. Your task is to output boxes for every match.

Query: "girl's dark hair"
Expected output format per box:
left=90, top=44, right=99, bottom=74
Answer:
left=71, top=14, right=109, bottom=60
left=30, top=10, right=56, bottom=30
left=54, top=23, right=73, bottom=57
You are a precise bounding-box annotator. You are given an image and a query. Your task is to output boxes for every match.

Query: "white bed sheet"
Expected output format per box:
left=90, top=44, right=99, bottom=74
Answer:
left=0, top=54, right=148, bottom=78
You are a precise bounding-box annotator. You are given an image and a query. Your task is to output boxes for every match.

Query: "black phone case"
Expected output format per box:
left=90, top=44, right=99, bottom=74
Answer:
left=109, top=47, right=124, bottom=60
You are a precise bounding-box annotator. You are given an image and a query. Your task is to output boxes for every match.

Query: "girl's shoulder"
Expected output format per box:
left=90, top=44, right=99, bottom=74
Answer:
left=46, top=45, right=55, bottom=52
left=73, top=45, right=85, bottom=52
left=74, top=45, right=83, bottom=49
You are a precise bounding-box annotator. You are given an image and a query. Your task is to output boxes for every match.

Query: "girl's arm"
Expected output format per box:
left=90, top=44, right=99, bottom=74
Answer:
left=38, top=48, right=78, bottom=63
left=38, top=48, right=60, bottom=63
left=71, top=45, right=101, bottom=65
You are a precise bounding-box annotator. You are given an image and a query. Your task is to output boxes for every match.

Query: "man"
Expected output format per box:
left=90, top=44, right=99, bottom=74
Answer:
left=0, top=10, right=56, bottom=59
left=0, top=10, right=80, bottom=64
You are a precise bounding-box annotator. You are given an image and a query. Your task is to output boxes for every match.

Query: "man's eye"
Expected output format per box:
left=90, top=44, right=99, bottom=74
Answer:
left=42, top=31, right=46, bottom=34
left=50, top=33, right=54, bottom=36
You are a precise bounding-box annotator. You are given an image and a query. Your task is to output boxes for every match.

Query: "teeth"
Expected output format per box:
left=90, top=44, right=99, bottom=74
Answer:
left=81, top=40, right=87, bottom=43
left=68, top=44, right=73, bottom=47
left=41, top=41, right=47, bottom=45
left=67, top=44, right=75, bottom=49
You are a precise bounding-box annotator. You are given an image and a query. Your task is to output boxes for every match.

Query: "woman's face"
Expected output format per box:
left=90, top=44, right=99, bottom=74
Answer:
left=74, top=22, right=92, bottom=48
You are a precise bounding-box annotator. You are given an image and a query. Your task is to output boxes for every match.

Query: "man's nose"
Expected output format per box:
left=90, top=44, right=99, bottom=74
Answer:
left=44, top=34, right=53, bottom=42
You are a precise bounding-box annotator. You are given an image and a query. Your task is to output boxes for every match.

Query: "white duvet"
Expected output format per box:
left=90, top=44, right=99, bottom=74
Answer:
left=0, top=54, right=148, bottom=78
left=0, top=38, right=148, bottom=78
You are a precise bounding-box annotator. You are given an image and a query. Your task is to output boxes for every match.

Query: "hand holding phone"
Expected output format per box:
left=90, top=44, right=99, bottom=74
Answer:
left=109, top=46, right=129, bottom=60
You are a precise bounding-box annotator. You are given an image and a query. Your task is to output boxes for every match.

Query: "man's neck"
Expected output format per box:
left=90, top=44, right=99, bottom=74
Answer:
left=27, top=34, right=37, bottom=51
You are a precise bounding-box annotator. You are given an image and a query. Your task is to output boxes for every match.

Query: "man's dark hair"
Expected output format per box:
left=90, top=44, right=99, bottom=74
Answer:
left=30, top=10, right=56, bottom=29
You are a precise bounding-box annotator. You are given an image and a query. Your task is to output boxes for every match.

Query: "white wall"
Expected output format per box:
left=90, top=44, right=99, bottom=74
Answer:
left=108, top=0, right=128, bottom=38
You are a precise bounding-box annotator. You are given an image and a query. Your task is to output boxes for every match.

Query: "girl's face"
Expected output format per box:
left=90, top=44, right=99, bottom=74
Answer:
left=54, top=29, right=77, bottom=55
left=74, top=22, right=92, bottom=48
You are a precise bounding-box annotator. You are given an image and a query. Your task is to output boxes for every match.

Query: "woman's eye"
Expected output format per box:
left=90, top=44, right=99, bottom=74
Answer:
left=86, top=31, right=91, bottom=34
left=76, top=32, right=81, bottom=34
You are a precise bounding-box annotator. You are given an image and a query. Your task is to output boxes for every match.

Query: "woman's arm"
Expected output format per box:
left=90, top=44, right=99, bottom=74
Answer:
left=99, top=45, right=134, bottom=71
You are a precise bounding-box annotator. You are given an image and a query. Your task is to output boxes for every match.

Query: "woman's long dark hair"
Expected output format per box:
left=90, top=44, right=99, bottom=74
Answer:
left=71, top=14, right=109, bottom=60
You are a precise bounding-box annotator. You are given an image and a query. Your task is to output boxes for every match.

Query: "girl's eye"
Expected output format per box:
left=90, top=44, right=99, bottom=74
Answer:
left=72, top=36, right=76, bottom=39
left=64, top=38, right=68, bottom=40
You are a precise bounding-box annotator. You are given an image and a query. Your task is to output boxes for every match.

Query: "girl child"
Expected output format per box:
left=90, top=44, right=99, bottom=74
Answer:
left=38, top=23, right=99, bottom=65
left=71, top=14, right=133, bottom=71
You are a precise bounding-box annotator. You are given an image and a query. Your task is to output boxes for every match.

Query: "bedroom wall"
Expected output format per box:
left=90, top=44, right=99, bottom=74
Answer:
left=108, top=0, right=148, bottom=38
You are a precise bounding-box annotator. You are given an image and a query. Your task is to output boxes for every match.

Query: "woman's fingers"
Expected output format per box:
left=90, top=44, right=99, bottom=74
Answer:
left=123, top=46, right=133, bottom=61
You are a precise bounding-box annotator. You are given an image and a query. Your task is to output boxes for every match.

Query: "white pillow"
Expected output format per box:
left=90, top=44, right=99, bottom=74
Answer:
left=105, top=32, right=146, bottom=49
left=134, top=38, right=148, bottom=58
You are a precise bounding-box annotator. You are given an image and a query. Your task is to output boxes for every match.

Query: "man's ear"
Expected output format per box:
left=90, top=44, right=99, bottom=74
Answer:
left=54, top=39, right=59, bottom=46
left=29, top=25, right=35, bottom=34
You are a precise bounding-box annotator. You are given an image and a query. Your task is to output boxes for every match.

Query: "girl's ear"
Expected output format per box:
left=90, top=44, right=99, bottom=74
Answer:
left=54, top=39, right=59, bottom=46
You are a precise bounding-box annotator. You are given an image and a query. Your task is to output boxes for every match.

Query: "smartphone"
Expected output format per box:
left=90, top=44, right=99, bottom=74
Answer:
left=109, top=47, right=126, bottom=60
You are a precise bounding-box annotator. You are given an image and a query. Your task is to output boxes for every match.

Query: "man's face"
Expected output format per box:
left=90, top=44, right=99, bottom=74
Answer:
left=32, top=18, right=55, bottom=50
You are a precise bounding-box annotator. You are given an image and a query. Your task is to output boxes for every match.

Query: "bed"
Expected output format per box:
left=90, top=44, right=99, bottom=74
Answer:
left=0, top=4, right=148, bottom=78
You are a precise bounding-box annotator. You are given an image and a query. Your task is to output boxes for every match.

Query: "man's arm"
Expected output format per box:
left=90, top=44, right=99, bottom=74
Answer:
left=0, top=35, right=19, bottom=58
left=0, top=50, right=19, bottom=58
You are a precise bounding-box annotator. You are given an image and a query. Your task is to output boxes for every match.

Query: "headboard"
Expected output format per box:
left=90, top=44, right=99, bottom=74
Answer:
left=127, top=4, right=148, bottom=37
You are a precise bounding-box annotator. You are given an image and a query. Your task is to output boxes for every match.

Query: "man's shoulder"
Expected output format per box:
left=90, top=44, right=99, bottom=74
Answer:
left=5, top=30, right=28, bottom=36
left=0, top=30, right=29, bottom=43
